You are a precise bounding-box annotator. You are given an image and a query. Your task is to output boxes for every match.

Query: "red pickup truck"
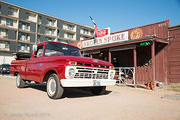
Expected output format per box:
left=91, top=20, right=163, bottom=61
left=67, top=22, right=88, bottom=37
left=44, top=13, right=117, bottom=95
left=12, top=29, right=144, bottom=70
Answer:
left=10, top=41, right=116, bottom=99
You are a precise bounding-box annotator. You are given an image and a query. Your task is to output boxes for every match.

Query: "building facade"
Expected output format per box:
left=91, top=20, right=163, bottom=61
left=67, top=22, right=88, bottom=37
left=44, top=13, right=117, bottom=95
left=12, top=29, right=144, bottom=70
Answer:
left=168, top=25, right=180, bottom=83
left=81, top=20, right=180, bottom=84
left=0, top=1, right=94, bottom=64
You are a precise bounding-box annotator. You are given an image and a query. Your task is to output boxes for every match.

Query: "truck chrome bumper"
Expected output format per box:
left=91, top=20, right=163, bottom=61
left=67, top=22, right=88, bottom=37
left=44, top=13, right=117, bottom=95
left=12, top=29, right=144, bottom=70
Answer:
left=61, top=79, right=116, bottom=87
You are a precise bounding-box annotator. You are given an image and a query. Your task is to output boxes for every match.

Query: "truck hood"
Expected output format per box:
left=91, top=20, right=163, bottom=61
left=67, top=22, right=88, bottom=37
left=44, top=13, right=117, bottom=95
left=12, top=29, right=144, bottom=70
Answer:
left=66, top=56, right=113, bottom=66
left=45, top=56, right=112, bottom=67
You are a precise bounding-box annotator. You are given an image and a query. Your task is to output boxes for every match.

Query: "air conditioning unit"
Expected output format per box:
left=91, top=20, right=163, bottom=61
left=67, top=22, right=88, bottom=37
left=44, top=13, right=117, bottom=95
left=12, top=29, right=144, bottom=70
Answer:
left=21, top=36, right=26, bottom=41
left=0, top=44, right=6, bottom=49
left=3, top=35, right=8, bottom=38
left=21, top=46, right=25, bottom=51
left=27, top=47, right=30, bottom=51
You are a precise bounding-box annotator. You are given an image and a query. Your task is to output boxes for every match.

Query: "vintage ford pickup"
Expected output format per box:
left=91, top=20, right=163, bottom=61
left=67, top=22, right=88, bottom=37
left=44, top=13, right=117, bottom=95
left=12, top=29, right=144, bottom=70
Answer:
left=10, top=41, right=116, bottom=99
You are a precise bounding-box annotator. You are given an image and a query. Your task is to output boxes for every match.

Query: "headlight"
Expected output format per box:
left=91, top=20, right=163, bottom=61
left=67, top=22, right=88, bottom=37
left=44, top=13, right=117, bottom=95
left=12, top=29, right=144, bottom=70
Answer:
left=68, top=68, right=75, bottom=78
left=65, top=66, right=76, bottom=79
left=109, top=70, right=115, bottom=79
left=109, top=66, right=115, bottom=70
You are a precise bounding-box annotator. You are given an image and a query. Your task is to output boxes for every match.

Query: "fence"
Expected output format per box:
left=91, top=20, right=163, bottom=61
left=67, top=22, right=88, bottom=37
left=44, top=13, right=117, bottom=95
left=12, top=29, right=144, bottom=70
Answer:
left=115, top=67, right=135, bottom=85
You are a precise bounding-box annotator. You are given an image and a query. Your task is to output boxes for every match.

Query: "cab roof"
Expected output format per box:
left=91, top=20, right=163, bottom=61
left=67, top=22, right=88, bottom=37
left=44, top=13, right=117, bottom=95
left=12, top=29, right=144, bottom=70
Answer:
left=37, top=41, right=79, bottom=49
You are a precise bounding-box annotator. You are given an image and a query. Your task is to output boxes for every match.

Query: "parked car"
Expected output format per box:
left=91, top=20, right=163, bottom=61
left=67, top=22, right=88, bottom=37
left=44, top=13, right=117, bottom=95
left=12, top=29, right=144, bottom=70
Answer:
left=0, top=64, right=10, bottom=74
left=10, top=41, right=116, bottom=99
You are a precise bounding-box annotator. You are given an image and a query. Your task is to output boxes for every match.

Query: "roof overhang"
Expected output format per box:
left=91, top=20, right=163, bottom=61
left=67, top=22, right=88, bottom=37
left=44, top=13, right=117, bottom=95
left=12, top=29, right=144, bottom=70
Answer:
left=81, top=36, right=169, bottom=52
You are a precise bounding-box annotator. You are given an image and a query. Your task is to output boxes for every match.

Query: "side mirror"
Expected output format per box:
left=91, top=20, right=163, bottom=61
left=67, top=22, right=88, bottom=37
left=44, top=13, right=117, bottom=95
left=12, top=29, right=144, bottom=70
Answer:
left=32, top=50, right=37, bottom=58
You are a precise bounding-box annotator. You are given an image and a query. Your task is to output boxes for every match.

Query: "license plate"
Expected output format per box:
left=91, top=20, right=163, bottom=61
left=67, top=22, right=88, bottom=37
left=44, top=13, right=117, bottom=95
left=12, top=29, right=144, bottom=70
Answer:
left=93, top=80, right=101, bottom=86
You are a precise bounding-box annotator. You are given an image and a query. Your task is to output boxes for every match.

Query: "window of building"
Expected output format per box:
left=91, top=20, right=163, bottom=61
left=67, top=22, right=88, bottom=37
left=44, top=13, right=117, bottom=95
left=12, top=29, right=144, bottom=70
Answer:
left=37, top=35, right=42, bottom=43
left=4, top=42, right=9, bottom=49
left=18, top=43, right=30, bottom=53
left=8, top=7, right=14, bottom=15
left=83, top=29, right=89, bottom=34
left=19, top=22, right=29, bottom=30
left=38, top=16, right=42, bottom=24
left=0, top=41, right=9, bottom=51
left=91, top=31, right=94, bottom=36
left=47, top=19, right=54, bottom=26
left=67, top=24, right=74, bottom=30
left=0, top=29, right=8, bottom=38
left=45, top=28, right=54, bottom=35
left=26, top=12, right=30, bottom=19
left=0, top=17, right=2, bottom=24
left=18, top=32, right=30, bottom=41
left=6, top=19, right=13, bottom=26
left=45, top=37, right=54, bottom=41
left=67, top=33, right=73, bottom=39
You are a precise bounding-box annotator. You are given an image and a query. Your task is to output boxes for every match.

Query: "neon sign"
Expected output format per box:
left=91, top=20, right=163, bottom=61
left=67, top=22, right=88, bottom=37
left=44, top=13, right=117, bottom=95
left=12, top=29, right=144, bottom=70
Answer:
left=139, top=41, right=152, bottom=46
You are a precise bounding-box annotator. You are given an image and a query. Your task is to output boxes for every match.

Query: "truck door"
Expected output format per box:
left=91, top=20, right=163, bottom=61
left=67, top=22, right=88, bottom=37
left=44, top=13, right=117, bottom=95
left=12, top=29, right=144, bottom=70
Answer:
left=25, top=45, right=44, bottom=82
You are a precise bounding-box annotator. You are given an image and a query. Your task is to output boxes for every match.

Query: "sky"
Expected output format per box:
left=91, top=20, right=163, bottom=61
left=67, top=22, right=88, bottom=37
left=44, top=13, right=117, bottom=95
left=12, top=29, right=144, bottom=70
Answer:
left=3, top=0, right=180, bottom=32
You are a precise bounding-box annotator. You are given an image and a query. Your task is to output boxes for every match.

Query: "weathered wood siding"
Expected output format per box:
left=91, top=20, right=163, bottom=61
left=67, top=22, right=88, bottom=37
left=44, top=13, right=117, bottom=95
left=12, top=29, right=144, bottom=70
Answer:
left=168, top=25, right=180, bottom=83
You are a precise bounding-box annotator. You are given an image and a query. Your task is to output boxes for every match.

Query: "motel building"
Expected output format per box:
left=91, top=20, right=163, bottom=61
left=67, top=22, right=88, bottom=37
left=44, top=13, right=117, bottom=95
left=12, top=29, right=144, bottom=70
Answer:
left=79, top=20, right=180, bottom=86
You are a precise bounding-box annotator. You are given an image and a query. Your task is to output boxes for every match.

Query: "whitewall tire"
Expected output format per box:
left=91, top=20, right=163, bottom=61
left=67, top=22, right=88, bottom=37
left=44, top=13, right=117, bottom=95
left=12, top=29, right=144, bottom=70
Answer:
left=46, top=73, right=64, bottom=99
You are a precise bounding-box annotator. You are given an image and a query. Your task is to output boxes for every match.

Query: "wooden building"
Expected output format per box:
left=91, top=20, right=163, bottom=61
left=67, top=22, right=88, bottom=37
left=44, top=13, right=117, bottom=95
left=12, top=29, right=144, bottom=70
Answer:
left=168, top=25, right=180, bottom=83
left=78, top=20, right=180, bottom=85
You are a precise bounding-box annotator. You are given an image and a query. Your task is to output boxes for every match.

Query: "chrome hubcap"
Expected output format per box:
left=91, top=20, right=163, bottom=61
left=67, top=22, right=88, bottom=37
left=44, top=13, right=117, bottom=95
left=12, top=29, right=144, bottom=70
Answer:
left=16, top=75, right=20, bottom=86
left=47, top=77, right=56, bottom=96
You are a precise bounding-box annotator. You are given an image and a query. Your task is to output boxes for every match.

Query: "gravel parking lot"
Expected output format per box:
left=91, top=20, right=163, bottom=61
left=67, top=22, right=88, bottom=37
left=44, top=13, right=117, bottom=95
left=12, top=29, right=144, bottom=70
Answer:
left=0, top=75, right=180, bottom=120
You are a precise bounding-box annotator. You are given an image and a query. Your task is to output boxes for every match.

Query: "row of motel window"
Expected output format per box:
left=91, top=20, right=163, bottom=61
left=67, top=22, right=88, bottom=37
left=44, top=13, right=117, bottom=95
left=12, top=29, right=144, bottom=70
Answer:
left=0, top=29, right=92, bottom=42
left=38, top=16, right=56, bottom=27
left=0, top=17, right=15, bottom=27
left=0, top=41, right=30, bottom=52
left=0, top=5, right=18, bottom=17
left=0, top=18, right=92, bottom=39
left=19, top=22, right=30, bottom=31
left=0, top=4, right=94, bottom=36
left=0, top=28, right=30, bottom=41
left=0, top=29, right=8, bottom=38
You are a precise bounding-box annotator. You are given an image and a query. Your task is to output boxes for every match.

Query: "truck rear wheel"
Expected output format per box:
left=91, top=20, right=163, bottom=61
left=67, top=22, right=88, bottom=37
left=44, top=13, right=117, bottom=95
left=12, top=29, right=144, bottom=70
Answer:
left=46, top=73, right=64, bottom=99
left=90, top=86, right=106, bottom=95
left=16, top=74, right=26, bottom=88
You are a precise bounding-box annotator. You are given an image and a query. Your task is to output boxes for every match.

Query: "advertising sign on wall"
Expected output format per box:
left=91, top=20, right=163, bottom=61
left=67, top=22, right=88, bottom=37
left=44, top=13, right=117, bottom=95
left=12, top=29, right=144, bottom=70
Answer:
left=95, top=27, right=110, bottom=38
left=82, top=31, right=128, bottom=48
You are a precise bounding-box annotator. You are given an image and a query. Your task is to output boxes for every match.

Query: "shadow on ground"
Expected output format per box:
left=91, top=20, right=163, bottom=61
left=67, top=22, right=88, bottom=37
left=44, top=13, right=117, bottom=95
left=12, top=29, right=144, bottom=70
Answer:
left=25, top=83, right=112, bottom=99
left=116, top=83, right=147, bottom=89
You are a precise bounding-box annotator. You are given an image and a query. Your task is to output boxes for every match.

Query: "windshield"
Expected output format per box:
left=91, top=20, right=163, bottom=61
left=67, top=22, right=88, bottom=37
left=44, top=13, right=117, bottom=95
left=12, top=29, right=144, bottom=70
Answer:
left=45, top=42, right=81, bottom=57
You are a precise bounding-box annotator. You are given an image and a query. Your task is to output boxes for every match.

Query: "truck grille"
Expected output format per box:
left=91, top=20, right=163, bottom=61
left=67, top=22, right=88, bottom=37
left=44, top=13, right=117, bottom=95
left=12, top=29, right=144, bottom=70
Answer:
left=74, top=67, right=109, bottom=79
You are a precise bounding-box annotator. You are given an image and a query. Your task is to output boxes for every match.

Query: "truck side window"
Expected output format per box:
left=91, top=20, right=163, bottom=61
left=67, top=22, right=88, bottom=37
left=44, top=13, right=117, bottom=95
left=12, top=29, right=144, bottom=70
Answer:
left=36, top=45, right=43, bottom=57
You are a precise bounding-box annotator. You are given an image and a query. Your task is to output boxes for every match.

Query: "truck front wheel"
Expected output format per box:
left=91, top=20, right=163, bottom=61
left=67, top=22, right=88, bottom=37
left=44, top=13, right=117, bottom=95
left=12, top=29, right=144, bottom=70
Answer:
left=90, top=86, right=106, bottom=95
left=16, top=74, right=26, bottom=88
left=46, top=73, right=64, bottom=99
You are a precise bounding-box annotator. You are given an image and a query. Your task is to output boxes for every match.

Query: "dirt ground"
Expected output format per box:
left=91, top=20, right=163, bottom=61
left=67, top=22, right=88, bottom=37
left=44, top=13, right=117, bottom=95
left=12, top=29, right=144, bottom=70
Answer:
left=0, top=75, right=180, bottom=120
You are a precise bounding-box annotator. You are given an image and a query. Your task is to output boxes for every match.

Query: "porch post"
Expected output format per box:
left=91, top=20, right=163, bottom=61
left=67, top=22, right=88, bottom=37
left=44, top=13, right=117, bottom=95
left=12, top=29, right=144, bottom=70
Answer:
left=108, top=50, right=111, bottom=63
left=133, top=48, right=137, bottom=87
left=151, top=41, right=156, bottom=88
